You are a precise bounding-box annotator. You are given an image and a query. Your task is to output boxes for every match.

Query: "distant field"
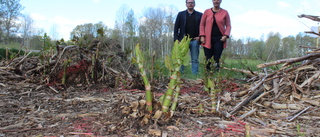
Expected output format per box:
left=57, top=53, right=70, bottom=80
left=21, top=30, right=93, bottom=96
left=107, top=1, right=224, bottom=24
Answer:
left=223, top=58, right=263, bottom=71
left=0, top=43, right=22, bottom=49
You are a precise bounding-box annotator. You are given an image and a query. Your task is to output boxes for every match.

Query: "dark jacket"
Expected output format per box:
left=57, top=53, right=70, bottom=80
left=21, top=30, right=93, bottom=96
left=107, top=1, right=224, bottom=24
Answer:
left=174, top=10, right=203, bottom=41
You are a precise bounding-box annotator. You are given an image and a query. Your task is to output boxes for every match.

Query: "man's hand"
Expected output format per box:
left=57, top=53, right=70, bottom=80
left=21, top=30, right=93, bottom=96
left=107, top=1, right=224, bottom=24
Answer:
left=220, top=36, right=227, bottom=42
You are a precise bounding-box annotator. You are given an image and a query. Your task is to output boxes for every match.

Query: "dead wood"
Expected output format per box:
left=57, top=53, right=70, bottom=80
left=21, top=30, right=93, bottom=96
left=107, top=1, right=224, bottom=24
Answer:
left=288, top=106, right=311, bottom=122
left=298, top=14, right=320, bottom=22
left=239, top=108, right=256, bottom=119
left=304, top=31, right=320, bottom=36
left=257, top=53, right=320, bottom=68
left=223, top=25, right=320, bottom=136
left=262, top=101, right=301, bottom=110
left=222, top=67, right=263, bottom=77
left=228, top=85, right=265, bottom=116
left=293, top=93, right=320, bottom=106
left=299, top=71, right=320, bottom=88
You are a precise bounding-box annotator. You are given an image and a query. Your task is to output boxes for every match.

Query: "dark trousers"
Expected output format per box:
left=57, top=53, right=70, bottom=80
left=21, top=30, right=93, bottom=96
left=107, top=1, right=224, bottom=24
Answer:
left=204, top=36, right=224, bottom=70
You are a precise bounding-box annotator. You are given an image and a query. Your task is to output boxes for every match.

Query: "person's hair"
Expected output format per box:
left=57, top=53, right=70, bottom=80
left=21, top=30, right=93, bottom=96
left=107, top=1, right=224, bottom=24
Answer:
left=186, top=0, right=195, bottom=3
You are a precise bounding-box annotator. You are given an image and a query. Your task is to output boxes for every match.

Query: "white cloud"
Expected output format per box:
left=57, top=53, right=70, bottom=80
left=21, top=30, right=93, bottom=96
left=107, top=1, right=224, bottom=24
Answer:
left=234, top=10, right=299, bottom=28
left=53, top=16, right=75, bottom=25
left=92, top=0, right=101, bottom=3
left=232, top=10, right=303, bottom=39
left=277, top=1, right=290, bottom=8
left=50, top=16, right=94, bottom=40
left=30, top=13, right=46, bottom=21
left=297, top=0, right=312, bottom=14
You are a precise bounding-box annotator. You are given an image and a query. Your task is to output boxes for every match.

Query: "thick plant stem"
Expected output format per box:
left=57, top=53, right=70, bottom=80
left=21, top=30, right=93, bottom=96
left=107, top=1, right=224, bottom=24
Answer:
left=134, top=44, right=153, bottom=113
left=162, top=69, right=179, bottom=113
left=209, top=79, right=221, bottom=113
left=140, top=64, right=153, bottom=113
left=210, top=88, right=217, bottom=113
left=170, top=75, right=181, bottom=112
left=62, top=59, right=70, bottom=85
left=162, top=36, right=191, bottom=113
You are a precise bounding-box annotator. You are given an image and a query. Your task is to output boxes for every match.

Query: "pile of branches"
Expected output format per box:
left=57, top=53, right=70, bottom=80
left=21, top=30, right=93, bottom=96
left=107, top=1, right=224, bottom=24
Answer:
left=0, top=38, right=142, bottom=89
left=222, top=46, right=320, bottom=136
left=217, top=15, right=320, bottom=136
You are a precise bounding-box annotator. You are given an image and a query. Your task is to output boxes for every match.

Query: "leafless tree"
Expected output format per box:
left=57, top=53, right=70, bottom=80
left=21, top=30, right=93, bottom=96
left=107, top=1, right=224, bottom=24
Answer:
left=20, top=13, right=34, bottom=48
left=1, top=0, right=23, bottom=44
left=142, top=7, right=166, bottom=56
left=162, top=5, right=177, bottom=58
left=50, top=24, right=59, bottom=40
left=125, top=9, right=137, bottom=58
left=115, top=4, right=130, bottom=52
left=0, top=0, right=4, bottom=42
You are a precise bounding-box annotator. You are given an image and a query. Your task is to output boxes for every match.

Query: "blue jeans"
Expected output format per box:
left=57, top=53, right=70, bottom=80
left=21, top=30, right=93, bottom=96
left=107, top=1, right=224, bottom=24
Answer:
left=181, top=40, right=200, bottom=74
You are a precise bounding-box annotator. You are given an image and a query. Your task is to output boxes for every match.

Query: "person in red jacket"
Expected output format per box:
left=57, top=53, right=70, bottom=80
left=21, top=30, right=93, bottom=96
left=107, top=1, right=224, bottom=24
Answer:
left=199, top=0, right=231, bottom=71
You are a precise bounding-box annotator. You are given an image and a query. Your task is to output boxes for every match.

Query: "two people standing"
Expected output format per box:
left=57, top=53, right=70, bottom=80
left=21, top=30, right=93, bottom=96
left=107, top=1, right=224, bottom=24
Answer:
left=174, top=0, right=231, bottom=73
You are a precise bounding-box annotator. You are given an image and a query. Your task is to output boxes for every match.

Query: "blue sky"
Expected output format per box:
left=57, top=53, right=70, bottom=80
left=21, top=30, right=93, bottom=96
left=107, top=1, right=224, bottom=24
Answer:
left=20, top=0, right=320, bottom=40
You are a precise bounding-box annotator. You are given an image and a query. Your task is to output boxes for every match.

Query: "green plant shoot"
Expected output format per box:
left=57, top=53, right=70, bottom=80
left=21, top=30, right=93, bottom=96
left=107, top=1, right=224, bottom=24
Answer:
left=134, top=43, right=153, bottom=113
left=162, top=36, right=191, bottom=113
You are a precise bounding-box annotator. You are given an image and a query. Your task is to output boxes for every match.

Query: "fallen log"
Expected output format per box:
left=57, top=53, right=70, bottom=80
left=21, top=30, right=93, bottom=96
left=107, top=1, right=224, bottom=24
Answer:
left=257, top=53, right=320, bottom=68
left=222, top=67, right=263, bottom=77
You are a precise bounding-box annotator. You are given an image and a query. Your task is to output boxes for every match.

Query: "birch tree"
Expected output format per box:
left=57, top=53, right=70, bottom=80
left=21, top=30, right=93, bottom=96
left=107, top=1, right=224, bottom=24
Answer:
left=1, top=0, right=23, bottom=44
left=20, top=14, right=34, bottom=48
left=115, top=4, right=130, bottom=52
left=124, top=9, right=137, bottom=57
left=142, top=7, right=166, bottom=56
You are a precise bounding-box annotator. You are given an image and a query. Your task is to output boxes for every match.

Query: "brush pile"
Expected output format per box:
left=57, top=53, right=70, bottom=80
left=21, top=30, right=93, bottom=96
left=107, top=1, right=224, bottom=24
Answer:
left=0, top=38, right=141, bottom=89
left=221, top=14, right=320, bottom=136
left=222, top=48, right=320, bottom=136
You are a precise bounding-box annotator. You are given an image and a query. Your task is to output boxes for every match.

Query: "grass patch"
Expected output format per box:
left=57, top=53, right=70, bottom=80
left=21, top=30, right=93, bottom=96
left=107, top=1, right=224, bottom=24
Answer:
left=0, top=48, right=27, bottom=60
left=0, top=43, right=23, bottom=49
left=179, top=58, right=270, bottom=81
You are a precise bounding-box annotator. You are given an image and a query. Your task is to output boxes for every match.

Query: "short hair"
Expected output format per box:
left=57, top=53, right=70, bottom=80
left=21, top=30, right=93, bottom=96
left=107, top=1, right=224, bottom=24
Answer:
left=186, top=0, right=195, bottom=3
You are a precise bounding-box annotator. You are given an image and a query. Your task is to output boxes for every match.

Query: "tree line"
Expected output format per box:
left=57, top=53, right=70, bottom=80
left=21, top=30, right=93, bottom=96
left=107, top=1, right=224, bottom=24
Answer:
left=0, top=0, right=317, bottom=62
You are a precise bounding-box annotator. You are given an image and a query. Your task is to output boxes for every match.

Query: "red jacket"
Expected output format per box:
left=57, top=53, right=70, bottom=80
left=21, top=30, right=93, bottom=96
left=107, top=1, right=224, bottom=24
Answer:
left=199, top=8, right=231, bottom=49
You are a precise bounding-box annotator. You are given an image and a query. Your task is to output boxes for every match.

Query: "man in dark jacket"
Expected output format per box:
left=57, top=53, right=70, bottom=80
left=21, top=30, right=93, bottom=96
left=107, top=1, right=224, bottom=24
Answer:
left=174, top=0, right=202, bottom=75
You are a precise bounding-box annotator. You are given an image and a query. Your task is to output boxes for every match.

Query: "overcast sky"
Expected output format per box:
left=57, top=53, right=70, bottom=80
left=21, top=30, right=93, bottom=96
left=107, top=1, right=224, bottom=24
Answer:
left=20, top=0, right=320, bottom=40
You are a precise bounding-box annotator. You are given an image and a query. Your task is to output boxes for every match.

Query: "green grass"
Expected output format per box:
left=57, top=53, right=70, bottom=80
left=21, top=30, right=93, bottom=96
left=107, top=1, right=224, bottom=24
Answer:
left=223, top=58, right=262, bottom=71
left=0, top=48, right=27, bottom=60
left=0, top=43, right=22, bottom=49
left=179, top=58, right=268, bottom=81
left=150, top=48, right=265, bottom=81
